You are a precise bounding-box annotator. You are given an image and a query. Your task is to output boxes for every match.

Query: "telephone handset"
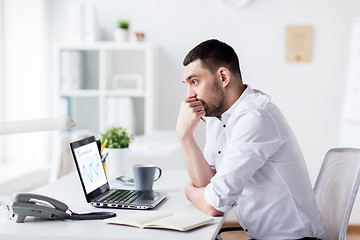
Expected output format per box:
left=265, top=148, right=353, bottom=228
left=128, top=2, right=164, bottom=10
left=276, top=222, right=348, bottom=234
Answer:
left=1, top=193, right=116, bottom=223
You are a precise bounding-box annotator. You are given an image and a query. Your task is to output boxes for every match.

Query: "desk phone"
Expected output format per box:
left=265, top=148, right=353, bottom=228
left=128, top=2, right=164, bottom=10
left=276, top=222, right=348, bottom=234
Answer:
left=1, top=193, right=115, bottom=223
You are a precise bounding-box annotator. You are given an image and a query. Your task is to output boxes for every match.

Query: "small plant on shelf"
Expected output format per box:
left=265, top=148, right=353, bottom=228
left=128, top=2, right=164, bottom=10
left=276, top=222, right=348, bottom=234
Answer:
left=114, top=20, right=130, bottom=42
left=118, top=20, right=129, bottom=30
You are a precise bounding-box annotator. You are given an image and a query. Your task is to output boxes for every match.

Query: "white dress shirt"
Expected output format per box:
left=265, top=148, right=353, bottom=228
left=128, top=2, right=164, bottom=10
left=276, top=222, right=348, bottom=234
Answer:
left=203, top=85, right=325, bottom=240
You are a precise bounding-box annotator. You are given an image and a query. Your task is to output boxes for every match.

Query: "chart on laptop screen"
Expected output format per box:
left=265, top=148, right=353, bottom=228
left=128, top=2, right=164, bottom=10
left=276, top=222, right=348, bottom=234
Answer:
left=75, top=142, right=107, bottom=193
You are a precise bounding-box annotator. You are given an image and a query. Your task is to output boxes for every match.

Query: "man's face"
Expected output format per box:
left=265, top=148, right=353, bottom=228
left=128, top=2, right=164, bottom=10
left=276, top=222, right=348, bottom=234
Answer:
left=183, top=59, right=225, bottom=118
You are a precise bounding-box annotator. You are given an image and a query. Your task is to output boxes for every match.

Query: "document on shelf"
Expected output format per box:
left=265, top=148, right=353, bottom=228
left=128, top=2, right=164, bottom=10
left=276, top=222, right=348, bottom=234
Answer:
left=103, top=211, right=214, bottom=231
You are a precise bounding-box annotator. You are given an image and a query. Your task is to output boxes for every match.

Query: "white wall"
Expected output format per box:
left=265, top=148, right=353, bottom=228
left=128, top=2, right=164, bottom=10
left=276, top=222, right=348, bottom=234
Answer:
left=48, top=0, right=360, bottom=223
left=0, top=0, right=4, bottom=163
left=1, top=0, right=49, bottom=165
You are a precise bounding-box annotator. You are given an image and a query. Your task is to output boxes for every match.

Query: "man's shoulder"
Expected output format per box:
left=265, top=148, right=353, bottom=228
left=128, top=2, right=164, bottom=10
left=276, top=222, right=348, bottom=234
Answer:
left=229, top=90, right=283, bottom=130
left=242, top=88, right=271, bottom=110
left=227, top=89, right=273, bottom=121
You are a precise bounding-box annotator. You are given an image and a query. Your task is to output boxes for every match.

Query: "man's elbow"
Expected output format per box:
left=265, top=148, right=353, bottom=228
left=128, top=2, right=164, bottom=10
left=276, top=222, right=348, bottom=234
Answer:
left=192, top=178, right=210, bottom=188
left=205, top=205, right=224, bottom=217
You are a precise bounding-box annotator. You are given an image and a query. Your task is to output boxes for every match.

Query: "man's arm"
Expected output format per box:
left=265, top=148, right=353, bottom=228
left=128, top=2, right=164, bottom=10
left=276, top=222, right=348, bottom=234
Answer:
left=176, top=97, right=215, bottom=187
left=185, top=182, right=223, bottom=217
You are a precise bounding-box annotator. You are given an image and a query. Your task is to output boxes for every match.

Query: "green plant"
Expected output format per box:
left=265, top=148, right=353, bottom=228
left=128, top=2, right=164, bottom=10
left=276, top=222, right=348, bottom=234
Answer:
left=100, top=126, right=134, bottom=149
left=118, top=20, right=129, bottom=29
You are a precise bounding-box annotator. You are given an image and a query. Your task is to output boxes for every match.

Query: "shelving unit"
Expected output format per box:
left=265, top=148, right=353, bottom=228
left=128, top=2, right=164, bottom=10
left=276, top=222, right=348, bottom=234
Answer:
left=52, top=42, right=155, bottom=136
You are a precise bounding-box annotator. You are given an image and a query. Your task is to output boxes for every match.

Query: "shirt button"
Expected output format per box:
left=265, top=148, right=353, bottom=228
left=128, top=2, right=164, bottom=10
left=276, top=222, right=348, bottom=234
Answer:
left=245, top=229, right=248, bottom=232
left=223, top=124, right=226, bottom=128
left=218, top=151, right=221, bottom=154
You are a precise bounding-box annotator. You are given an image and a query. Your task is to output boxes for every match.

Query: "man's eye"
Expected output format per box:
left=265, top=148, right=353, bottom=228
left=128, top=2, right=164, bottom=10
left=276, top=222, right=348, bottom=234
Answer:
left=192, top=80, right=198, bottom=84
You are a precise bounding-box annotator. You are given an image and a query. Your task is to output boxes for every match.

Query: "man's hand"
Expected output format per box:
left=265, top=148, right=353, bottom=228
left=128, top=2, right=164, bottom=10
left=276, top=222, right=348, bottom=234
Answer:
left=176, top=97, right=205, bottom=140
left=185, top=182, right=224, bottom=217
left=176, top=97, right=214, bottom=187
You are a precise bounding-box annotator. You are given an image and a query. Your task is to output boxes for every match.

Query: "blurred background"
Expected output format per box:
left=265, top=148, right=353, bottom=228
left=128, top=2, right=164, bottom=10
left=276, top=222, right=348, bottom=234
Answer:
left=1, top=0, right=360, bottom=224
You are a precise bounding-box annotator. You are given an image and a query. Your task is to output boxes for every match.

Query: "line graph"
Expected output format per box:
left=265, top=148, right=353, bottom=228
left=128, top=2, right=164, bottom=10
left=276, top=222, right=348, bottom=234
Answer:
left=81, top=154, right=101, bottom=182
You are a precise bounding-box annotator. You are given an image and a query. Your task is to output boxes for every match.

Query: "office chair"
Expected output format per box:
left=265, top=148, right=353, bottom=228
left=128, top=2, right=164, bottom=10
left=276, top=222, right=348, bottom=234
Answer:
left=216, top=148, right=360, bottom=240
left=314, top=148, right=360, bottom=240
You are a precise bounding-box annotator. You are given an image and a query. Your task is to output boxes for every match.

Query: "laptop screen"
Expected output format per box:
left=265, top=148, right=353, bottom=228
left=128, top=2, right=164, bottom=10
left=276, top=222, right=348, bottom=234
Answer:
left=72, top=140, right=107, bottom=194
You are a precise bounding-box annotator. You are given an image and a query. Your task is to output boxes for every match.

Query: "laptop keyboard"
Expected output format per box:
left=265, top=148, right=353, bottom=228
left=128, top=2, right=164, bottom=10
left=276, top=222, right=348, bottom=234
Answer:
left=101, top=190, right=144, bottom=204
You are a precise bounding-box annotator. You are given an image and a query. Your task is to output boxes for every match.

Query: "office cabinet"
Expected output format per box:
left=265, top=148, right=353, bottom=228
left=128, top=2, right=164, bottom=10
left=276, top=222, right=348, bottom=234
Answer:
left=53, top=42, right=155, bottom=136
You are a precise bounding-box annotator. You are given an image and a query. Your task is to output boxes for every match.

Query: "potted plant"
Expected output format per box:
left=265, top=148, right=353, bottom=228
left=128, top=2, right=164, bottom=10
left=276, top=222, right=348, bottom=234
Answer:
left=100, top=126, right=134, bottom=181
left=114, top=20, right=130, bottom=42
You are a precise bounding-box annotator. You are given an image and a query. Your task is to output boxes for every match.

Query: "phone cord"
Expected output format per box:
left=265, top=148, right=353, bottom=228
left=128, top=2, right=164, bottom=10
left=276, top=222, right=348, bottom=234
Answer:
left=65, top=209, right=116, bottom=220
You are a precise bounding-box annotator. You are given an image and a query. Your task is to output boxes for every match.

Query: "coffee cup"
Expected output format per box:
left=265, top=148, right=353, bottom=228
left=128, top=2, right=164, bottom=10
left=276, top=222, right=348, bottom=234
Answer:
left=133, top=164, right=162, bottom=191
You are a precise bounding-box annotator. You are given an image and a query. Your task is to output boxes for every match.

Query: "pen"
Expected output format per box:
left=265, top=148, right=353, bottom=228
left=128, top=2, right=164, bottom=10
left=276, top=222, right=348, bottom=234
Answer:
left=102, top=152, right=108, bottom=174
left=101, top=152, right=109, bottom=163
left=100, top=140, right=108, bottom=154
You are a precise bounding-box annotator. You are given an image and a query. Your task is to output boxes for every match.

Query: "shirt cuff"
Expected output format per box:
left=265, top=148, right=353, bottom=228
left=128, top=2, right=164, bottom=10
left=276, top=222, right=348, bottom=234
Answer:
left=204, top=183, right=233, bottom=213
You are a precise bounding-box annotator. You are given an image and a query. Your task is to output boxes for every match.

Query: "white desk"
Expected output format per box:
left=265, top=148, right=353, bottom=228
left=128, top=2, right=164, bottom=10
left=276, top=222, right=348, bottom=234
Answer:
left=0, top=170, right=225, bottom=240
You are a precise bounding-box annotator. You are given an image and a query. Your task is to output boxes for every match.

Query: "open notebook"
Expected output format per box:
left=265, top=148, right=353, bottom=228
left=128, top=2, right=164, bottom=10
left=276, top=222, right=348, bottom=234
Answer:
left=104, top=211, right=214, bottom=231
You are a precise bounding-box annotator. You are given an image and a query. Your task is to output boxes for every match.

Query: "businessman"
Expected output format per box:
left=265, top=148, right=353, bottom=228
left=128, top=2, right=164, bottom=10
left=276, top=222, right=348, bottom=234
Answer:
left=176, top=39, right=325, bottom=239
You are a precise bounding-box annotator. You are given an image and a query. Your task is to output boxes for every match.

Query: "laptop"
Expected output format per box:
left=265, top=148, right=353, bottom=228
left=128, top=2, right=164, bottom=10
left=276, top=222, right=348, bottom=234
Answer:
left=70, top=136, right=167, bottom=210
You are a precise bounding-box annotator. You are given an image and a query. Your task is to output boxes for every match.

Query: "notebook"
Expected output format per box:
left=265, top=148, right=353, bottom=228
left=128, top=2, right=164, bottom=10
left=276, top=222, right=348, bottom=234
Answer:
left=70, top=136, right=167, bottom=210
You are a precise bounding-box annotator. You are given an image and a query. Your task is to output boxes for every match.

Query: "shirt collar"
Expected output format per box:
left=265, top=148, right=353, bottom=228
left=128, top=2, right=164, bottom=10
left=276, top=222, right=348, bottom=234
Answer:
left=220, top=84, right=253, bottom=122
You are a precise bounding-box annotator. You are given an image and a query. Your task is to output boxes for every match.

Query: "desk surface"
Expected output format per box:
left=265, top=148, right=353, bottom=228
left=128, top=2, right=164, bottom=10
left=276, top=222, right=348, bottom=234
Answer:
left=0, top=170, right=225, bottom=240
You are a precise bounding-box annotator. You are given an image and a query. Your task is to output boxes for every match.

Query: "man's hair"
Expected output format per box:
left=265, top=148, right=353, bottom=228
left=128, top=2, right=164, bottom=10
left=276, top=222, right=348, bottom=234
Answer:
left=183, top=39, right=242, bottom=80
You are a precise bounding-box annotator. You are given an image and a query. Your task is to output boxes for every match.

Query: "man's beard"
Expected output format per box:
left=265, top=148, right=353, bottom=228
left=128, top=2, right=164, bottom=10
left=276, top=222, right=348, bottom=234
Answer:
left=198, top=79, right=225, bottom=118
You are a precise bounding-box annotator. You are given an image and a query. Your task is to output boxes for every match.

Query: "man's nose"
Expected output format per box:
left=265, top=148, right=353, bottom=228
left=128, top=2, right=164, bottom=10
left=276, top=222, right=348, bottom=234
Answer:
left=187, top=87, right=196, bottom=99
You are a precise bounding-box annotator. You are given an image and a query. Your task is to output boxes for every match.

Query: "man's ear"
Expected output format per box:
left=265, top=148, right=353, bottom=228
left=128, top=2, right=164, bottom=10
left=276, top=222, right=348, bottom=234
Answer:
left=218, top=67, right=231, bottom=87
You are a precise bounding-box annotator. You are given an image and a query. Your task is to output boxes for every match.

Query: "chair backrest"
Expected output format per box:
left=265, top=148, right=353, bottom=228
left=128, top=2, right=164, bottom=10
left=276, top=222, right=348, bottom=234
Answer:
left=313, top=148, right=360, bottom=240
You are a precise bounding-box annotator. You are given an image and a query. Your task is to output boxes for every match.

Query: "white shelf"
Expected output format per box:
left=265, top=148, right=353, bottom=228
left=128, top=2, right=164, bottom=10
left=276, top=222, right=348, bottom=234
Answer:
left=59, top=89, right=100, bottom=97
left=104, top=90, right=146, bottom=97
left=59, top=90, right=146, bottom=98
left=53, top=42, right=155, bottom=136
left=55, top=41, right=152, bottom=51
